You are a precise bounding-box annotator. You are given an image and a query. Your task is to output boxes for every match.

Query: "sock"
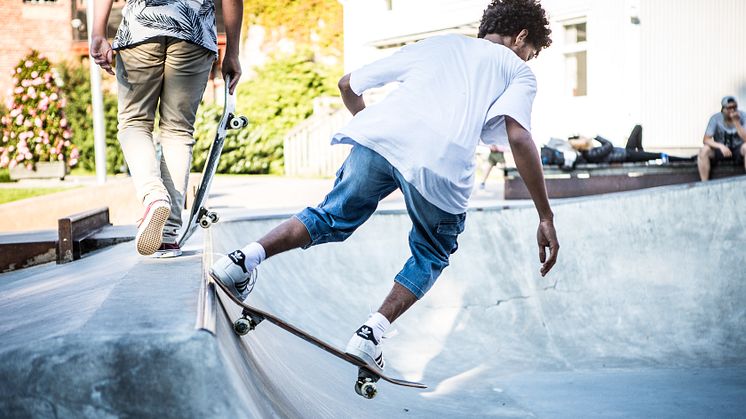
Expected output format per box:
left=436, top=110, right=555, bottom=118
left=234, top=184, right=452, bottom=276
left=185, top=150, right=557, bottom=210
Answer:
left=363, top=312, right=390, bottom=344
left=239, top=242, right=266, bottom=271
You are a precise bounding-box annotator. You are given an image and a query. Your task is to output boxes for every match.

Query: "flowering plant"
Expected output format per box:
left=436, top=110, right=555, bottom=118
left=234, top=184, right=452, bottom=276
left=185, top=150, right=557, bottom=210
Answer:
left=0, top=50, right=79, bottom=170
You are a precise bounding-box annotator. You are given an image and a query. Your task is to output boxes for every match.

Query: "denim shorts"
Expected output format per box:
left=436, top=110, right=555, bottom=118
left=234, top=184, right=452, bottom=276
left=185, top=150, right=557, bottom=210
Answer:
left=295, top=145, right=466, bottom=299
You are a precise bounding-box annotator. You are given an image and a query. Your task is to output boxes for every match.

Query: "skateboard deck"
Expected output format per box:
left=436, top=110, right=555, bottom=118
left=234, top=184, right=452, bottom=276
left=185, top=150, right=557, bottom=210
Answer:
left=210, top=273, right=426, bottom=398
left=178, top=75, right=248, bottom=246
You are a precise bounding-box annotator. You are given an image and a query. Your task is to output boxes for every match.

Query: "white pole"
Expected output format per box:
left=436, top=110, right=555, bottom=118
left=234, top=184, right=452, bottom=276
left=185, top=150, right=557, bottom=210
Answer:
left=86, top=0, right=107, bottom=184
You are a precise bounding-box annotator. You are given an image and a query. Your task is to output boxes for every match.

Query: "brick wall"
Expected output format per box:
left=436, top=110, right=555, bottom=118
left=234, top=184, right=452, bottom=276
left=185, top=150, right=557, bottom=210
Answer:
left=0, top=0, right=74, bottom=103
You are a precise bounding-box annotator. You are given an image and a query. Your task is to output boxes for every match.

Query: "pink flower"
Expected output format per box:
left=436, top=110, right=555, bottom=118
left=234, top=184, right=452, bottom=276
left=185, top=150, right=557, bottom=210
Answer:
left=62, top=131, right=71, bottom=139
left=58, top=154, right=64, bottom=161
left=31, top=71, right=38, bottom=78
left=34, top=117, right=42, bottom=128
left=49, top=93, right=58, bottom=101
left=63, top=140, right=71, bottom=147
left=24, top=60, right=33, bottom=68
left=21, top=79, right=30, bottom=88
left=15, top=68, right=21, bottom=74
left=14, top=87, right=23, bottom=94
left=14, top=114, right=23, bottom=126
left=8, top=160, right=17, bottom=169
left=60, top=118, right=67, bottom=127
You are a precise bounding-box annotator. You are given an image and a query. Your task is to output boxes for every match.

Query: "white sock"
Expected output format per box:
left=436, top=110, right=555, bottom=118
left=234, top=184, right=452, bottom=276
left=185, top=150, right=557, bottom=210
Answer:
left=238, top=242, right=266, bottom=271
left=363, top=312, right=390, bottom=344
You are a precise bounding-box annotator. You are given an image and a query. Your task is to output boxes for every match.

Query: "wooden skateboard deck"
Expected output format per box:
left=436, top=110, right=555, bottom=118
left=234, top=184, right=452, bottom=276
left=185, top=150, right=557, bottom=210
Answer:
left=178, top=75, right=248, bottom=246
left=210, top=272, right=426, bottom=398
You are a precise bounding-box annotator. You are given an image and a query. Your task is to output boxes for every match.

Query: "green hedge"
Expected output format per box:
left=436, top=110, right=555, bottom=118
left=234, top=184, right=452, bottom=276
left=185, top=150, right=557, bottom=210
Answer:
left=57, top=61, right=126, bottom=174
left=192, top=51, right=341, bottom=174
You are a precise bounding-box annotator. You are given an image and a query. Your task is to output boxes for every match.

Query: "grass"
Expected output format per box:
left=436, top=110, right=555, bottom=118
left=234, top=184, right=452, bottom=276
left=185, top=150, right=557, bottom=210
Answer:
left=0, top=187, right=75, bottom=205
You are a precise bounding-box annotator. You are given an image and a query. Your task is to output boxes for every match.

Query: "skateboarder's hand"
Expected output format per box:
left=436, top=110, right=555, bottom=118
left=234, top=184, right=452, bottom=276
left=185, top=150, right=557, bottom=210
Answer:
left=537, top=219, right=559, bottom=276
left=90, top=35, right=114, bottom=76
left=221, top=54, right=242, bottom=95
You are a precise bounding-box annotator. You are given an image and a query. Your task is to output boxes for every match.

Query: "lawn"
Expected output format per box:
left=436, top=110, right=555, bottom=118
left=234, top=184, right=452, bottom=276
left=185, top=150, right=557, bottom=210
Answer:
left=0, top=187, right=74, bottom=205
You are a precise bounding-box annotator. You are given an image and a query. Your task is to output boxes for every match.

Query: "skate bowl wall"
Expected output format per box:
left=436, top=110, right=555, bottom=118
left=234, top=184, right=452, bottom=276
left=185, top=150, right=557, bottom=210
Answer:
left=209, top=177, right=746, bottom=416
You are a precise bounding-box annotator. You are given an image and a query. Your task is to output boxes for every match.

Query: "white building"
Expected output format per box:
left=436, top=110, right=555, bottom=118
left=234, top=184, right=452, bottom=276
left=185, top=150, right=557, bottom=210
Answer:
left=286, top=0, right=746, bottom=176
left=339, top=0, right=746, bottom=154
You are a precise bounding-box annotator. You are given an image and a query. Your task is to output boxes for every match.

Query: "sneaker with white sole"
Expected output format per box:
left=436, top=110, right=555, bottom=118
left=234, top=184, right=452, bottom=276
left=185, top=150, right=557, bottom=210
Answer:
left=152, top=242, right=182, bottom=258
left=345, top=325, right=385, bottom=370
left=135, top=199, right=170, bottom=256
left=209, top=250, right=258, bottom=301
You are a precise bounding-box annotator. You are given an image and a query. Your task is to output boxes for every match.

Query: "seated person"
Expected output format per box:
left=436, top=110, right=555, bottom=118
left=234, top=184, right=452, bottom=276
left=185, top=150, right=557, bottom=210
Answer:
left=697, top=96, right=746, bottom=181
left=542, top=125, right=692, bottom=170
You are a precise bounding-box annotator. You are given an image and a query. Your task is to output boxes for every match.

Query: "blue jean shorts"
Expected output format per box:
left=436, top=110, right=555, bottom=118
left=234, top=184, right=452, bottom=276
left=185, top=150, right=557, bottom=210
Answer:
left=295, top=145, right=466, bottom=299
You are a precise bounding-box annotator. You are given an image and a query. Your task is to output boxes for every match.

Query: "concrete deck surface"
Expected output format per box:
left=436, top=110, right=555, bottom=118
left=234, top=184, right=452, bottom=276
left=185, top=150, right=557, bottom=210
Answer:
left=0, top=176, right=744, bottom=418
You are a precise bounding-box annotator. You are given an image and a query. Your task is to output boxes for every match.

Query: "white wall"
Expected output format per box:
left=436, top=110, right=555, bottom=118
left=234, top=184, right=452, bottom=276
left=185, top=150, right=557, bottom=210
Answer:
left=640, top=0, right=746, bottom=151
left=340, top=0, right=746, bottom=153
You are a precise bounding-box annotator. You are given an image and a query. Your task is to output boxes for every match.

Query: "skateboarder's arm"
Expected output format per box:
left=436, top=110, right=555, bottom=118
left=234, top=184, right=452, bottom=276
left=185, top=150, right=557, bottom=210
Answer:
left=90, top=0, right=115, bottom=75
left=221, top=0, right=243, bottom=94
left=506, top=116, right=559, bottom=276
left=338, top=74, right=366, bottom=116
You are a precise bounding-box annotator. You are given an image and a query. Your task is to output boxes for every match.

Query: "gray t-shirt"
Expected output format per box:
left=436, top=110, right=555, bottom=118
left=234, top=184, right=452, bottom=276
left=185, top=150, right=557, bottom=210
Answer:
left=705, top=111, right=746, bottom=147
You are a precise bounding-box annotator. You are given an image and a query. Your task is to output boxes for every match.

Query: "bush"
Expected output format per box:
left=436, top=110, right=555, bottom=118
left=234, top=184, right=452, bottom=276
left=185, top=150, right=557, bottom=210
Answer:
left=0, top=50, right=79, bottom=170
left=57, top=60, right=126, bottom=174
left=193, top=51, right=340, bottom=174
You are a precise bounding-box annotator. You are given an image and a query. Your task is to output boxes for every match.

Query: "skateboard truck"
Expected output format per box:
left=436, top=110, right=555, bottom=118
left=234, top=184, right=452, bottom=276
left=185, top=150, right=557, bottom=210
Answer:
left=228, top=114, right=249, bottom=130
left=197, top=207, right=219, bottom=229
left=355, top=368, right=380, bottom=399
left=233, top=308, right=265, bottom=336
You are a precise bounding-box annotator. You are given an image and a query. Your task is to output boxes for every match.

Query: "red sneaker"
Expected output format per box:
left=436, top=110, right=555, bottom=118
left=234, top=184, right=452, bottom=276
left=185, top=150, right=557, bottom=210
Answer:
left=135, top=199, right=170, bottom=255
left=153, top=242, right=182, bottom=258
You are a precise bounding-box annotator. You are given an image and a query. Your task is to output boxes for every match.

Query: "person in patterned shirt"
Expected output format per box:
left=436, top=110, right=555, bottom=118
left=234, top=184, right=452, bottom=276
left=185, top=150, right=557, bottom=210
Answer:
left=90, top=0, right=243, bottom=258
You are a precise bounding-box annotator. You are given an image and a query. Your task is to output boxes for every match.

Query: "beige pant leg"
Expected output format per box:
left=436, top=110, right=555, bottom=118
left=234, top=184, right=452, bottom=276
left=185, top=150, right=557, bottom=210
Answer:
left=116, top=38, right=168, bottom=206
left=157, top=39, right=215, bottom=243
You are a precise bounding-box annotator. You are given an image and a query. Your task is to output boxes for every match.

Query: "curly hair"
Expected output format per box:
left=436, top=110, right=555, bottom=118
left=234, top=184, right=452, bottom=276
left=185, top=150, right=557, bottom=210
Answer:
left=478, top=0, right=552, bottom=51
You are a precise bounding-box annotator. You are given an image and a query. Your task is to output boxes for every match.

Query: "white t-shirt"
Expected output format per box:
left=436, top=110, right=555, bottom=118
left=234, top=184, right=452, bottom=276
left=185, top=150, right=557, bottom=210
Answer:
left=332, top=34, right=537, bottom=214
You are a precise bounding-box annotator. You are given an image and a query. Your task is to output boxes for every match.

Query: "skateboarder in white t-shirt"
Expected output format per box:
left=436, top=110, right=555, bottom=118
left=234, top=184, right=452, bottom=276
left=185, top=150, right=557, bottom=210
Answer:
left=211, top=0, right=559, bottom=369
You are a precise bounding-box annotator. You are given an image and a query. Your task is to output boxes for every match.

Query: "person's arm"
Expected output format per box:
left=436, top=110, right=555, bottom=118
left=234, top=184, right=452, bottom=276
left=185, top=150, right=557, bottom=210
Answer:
left=338, top=73, right=366, bottom=116
left=703, top=115, right=732, bottom=156
left=506, top=116, right=559, bottom=276
left=730, top=111, right=746, bottom=142
left=90, top=0, right=115, bottom=75
left=221, top=0, right=243, bottom=94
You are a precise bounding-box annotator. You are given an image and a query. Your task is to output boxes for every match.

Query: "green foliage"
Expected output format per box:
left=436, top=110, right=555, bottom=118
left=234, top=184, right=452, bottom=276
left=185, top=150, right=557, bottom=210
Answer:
left=193, top=51, right=340, bottom=174
left=0, top=50, right=79, bottom=170
left=57, top=60, right=126, bottom=174
left=243, top=0, right=343, bottom=58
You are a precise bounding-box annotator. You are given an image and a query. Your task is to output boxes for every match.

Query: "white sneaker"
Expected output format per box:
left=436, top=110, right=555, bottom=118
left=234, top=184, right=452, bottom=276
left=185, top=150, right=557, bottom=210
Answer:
left=135, top=199, right=170, bottom=256
left=345, top=325, right=385, bottom=370
left=209, top=250, right=257, bottom=301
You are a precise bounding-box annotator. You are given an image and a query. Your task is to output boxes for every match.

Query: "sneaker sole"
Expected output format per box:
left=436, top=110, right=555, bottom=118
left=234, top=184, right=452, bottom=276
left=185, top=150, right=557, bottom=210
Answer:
left=152, top=249, right=183, bottom=258
left=136, top=205, right=170, bottom=256
left=209, top=269, right=244, bottom=301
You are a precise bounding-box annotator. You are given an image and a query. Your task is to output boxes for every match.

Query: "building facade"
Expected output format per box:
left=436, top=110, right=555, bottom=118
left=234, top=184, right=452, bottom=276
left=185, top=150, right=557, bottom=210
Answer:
left=339, top=0, right=746, bottom=154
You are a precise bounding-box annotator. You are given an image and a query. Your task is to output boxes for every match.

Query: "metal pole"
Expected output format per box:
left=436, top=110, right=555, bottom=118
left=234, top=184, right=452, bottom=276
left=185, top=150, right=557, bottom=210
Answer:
left=86, top=0, right=107, bottom=184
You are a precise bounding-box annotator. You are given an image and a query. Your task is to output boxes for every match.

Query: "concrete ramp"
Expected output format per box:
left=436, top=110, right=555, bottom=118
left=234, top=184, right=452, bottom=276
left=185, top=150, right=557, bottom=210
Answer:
left=0, top=178, right=744, bottom=418
left=208, top=177, right=746, bottom=418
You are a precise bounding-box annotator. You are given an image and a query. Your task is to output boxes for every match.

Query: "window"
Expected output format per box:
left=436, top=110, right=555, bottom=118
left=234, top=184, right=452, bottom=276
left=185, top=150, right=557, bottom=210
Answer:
left=564, top=20, right=587, bottom=97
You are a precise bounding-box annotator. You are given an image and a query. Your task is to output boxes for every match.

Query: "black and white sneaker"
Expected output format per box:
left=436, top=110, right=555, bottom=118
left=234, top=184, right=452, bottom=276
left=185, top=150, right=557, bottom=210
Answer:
left=209, top=250, right=258, bottom=301
left=345, top=325, right=385, bottom=370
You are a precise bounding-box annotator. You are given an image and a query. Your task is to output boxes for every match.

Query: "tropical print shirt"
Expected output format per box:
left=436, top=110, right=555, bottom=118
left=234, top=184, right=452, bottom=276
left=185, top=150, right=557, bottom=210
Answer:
left=112, top=0, right=217, bottom=54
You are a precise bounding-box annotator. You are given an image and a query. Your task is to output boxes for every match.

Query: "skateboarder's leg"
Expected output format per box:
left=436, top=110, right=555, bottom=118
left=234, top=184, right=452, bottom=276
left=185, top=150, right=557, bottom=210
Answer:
left=116, top=39, right=171, bottom=255
left=157, top=39, right=214, bottom=249
left=346, top=170, right=465, bottom=366
left=212, top=145, right=397, bottom=299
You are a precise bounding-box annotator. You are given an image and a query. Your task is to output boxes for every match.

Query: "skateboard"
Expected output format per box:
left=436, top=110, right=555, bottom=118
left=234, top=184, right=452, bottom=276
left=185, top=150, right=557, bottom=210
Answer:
left=178, top=75, right=249, bottom=246
left=210, top=273, right=427, bottom=399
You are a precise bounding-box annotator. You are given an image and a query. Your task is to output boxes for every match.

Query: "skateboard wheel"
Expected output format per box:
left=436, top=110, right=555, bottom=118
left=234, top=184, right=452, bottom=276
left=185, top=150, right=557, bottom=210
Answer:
left=199, top=217, right=211, bottom=228
left=233, top=317, right=254, bottom=335
left=355, top=378, right=377, bottom=399
left=229, top=116, right=248, bottom=129
left=208, top=212, right=219, bottom=224
left=239, top=116, right=249, bottom=128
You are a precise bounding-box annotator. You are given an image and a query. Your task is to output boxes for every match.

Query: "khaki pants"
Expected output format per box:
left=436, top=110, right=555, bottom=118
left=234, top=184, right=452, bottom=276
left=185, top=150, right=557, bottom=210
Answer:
left=116, top=37, right=214, bottom=243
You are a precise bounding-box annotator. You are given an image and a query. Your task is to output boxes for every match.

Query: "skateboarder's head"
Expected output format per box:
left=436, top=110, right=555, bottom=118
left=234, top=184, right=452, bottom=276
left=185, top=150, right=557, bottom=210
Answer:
left=478, top=0, right=552, bottom=61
